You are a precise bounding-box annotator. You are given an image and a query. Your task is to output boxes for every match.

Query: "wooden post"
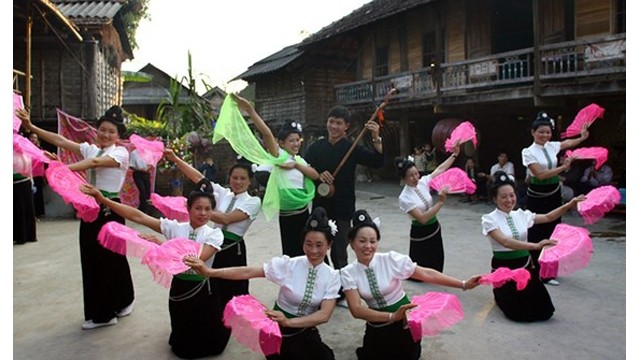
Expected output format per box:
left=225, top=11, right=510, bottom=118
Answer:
left=25, top=5, right=32, bottom=109
left=533, top=0, right=541, bottom=104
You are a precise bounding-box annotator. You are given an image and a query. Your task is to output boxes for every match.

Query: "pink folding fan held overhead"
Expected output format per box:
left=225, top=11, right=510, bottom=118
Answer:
left=14, top=93, right=24, bottom=133
left=13, top=133, right=50, bottom=177
left=561, top=103, right=605, bottom=139
left=223, top=294, right=282, bottom=356
left=444, top=121, right=477, bottom=153
left=479, top=267, right=531, bottom=290
left=129, top=134, right=165, bottom=167
left=429, top=167, right=477, bottom=194
left=150, top=193, right=189, bottom=222
left=13, top=143, right=33, bottom=178
left=45, top=161, right=100, bottom=222
left=564, top=147, right=609, bottom=170
left=578, top=185, right=622, bottom=225
left=406, top=292, right=465, bottom=342
left=141, top=237, right=202, bottom=288
left=538, top=223, right=593, bottom=279
left=97, top=221, right=159, bottom=258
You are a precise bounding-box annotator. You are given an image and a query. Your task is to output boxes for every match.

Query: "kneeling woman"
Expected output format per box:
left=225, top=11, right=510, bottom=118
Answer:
left=81, top=183, right=223, bottom=359
left=341, top=209, right=480, bottom=360
left=481, top=171, right=585, bottom=322
left=185, top=207, right=341, bottom=360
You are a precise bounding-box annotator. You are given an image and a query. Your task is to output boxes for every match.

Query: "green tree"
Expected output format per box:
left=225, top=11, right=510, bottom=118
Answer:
left=120, top=0, right=151, bottom=50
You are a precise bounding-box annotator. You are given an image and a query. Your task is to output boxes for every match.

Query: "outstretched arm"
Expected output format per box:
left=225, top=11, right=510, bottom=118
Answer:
left=231, top=93, right=279, bottom=157
left=560, top=125, right=589, bottom=150
left=164, top=149, right=205, bottom=184
left=184, top=255, right=264, bottom=279
left=410, top=266, right=481, bottom=290
left=16, top=108, right=81, bottom=155
left=430, top=142, right=460, bottom=178
left=534, top=195, right=585, bottom=224
left=80, top=184, right=162, bottom=233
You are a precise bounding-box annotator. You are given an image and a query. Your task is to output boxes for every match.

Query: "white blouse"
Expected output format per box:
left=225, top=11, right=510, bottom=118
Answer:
left=481, top=208, right=536, bottom=252
left=264, top=255, right=341, bottom=317
left=80, top=143, right=129, bottom=192
left=159, top=218, right=224, bottom=267
left=340, top=251, right=416, bottom=309
left=398, top=175, right=433, bottom=216
left=521, top=141, right=561, bottom=178
left=276, top=148, right=307, bottom=189
left=212, top=183, right=261, bottom=237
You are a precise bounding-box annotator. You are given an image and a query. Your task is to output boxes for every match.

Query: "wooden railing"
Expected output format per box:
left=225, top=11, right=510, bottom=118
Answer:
left=335, top=33, right=625, bottom=105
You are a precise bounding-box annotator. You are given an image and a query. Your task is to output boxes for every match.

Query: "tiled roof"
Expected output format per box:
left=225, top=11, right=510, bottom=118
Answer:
left=51, top=0, right=124, bottom=20
left=233, top=45, right=303, bottom=81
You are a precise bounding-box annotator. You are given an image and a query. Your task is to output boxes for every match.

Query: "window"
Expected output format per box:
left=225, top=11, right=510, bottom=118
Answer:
left=375, top=46, right=389, bottom=77
left=615, top=0, right=625, bottom=33
left=422, top=31, right=437, bottom=67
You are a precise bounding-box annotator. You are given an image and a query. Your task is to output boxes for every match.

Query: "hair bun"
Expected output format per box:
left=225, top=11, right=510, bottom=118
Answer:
left=104, top=105, right=124, bottom=123
left=306, top=207, right=338, bottom=236
left=196, top=178, right=213, bottom=194
left=352, top=209, right=374, bottom=228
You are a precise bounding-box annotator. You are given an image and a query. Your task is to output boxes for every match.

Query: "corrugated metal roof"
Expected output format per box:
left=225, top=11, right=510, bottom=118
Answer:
left=52, top=0, right=123, bottom=20
left=233, top=45, right=303, bottom=81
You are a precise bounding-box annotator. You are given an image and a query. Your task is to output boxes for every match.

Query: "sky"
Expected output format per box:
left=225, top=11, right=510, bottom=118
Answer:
left=122, top=0, right=372, bottom=94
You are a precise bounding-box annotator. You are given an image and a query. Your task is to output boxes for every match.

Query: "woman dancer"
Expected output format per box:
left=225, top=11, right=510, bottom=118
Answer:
left=17, top=106, right=134, bottom=330
left=481, top=171, right=585, bottom=322
left=164, top=150, right=261, bottom=354
left=81, top=182, right=223, bottom=358
left=341, top=209, right=480, bottom=360
left=185, top=207, right=340, bottom=360
left=522, top=111, right=588, bottom=285
left=395, top=141, right=460, bottom=272
left=232, top=93, right=319, bottom=257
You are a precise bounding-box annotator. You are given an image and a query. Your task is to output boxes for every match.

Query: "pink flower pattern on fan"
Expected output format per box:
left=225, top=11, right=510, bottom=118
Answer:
left=141, top=238, right=202, bottom=288
left=97, top=221, right=159, bottom=258
left=14, top=93, right=24, bottom=133
left=479, top=267, right=530, bottom=290
left=13, top=133, right=50, bottom=177
left=429, top=167, right=476, bottom=194
left=445, top=121, right=477, bottom=153
left=578, top=185, right=622, bottom=225
left=129, top=134, right=165, bottom=167
left=45, top=161, right=100, bottom=222
left=538, top=223, right=593, bottom=279
left=223, top=294, right=282, bottom=356
left=13, top=144, right=32, bottom=178
left=564, top=147, right=609, bottom=170
left=561, top=103, right=605, bottom=139
left=150, top=193, right=189, bottom=221
left=406, top=292, right=464, bottom=342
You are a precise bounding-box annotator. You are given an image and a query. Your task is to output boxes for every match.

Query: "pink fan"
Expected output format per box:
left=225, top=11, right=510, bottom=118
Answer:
left=14, top=93, right=24, bottom=133
left=578, top=185, right=622, bottom=225
left=479, top=267, right=530, bottom=290
left=141, top=238, right=202, bottom=288
left=561, top=103, right=605, bottom=139
left=97, top=221, right=159, bottom=258
left=564, top=147, right=608, bottom=170
left=45, top=161, right=100, bottom=222
left=13, top=144, right=33, bottom=177
left=429, top=167, right=476, bottom=194
left=129, top=134, right=165, bottom=167
left=444, top=121, right=477, bottom=153
left=150, top=193, right=189, bottom=221
left=13, top=133, right=50, bottom=177
left=538, top=224, right=593, bottom=279
left=406, top=292, right=464, bottom=342
left=223, top=294, right=282, bottom=356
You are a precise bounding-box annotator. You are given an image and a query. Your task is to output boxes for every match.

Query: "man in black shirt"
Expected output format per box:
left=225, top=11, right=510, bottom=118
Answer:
left=305, top=105, right=384, bottom=272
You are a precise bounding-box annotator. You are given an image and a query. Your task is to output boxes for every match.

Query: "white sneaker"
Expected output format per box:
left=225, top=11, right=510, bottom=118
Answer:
left=116, top=301, right=134, bottom=318
left=82, top=317, right=117, bottom=330
left=545, top=279, right=560, bottom=286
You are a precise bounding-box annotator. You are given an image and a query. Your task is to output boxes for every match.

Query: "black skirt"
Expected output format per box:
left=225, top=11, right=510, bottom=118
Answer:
left=14, top=178, right=37, bottom=244
left=266, top=326, right=335, bottom=360
left=79, top=202, right=134, bottom=322
left=409, top=221, right=444, bottom=272
left=491, top=255, right=555, bottom=322
left=526, top=182, right=562, bottom=274
left=279, top=207, right=309, bottom=257
left=168, top=277, right=222, bottom=359
left=356, top=320, right=421, bottom=360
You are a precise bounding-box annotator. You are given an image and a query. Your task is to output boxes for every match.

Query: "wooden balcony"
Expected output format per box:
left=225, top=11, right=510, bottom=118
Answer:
left=335, top=33, right=625, bottom=106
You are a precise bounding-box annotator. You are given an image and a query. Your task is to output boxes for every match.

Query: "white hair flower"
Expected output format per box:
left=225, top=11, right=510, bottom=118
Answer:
left=373, top=217, right=381, bottom=230
left=328, top=220, right=338, bottom=236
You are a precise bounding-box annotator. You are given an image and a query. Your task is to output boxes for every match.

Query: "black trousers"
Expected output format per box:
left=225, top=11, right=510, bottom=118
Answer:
left=132, top=170, right=151, bottom=214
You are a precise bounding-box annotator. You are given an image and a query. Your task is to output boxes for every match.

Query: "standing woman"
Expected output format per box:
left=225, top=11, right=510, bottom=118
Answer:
left=341, top=209, right=480, bottom=360
left=232, top=93, right=319, bottom=257
left=16, top=106, right=135, bottom=329
left=164, top=150, right=261, bottom=354
left=481, top=171, right=585, bottom=322
left=185, top=207, right=341, bottom=360
left=522, top=112, right=588, bottom=284
left=81, top=183, right=223, bottom=358
left=395, top=142, right=460, bottom=272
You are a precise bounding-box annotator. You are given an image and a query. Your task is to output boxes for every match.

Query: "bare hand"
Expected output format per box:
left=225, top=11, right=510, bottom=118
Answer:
left=451, top=140, right=461, bottom=157
left=230, top=93, right=254, bottom=114
left=79, top=184, right=101, bottom=198
left=365, top=120, right=380, bottom=138
left=537, top=239, right=558, bottom=250
left=580, top=124, right=590, bottom=141
left=138, top=233, right=163, bottom=245
left=464, top=275, right=482, bottom=290
left=43, top=151, right=60, bottom=161
left=183, top=255, right=207, bottom=274
left=277, top=162, right=296, bottom=170
left=265, top=310, right=288, bottom=326
left=570, top=194, right=587, bottom=207
left=392, top=303, right=418, bottom=322
left=318, top=171, right=334, bottom=185
left=16, top=108, right=33, bottom=130
left=163, top=149, right=177, bottom=161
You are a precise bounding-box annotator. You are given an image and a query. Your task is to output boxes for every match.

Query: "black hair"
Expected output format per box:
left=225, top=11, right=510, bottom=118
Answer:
left=302, top=207, right=334, bottom=244
left=347, top=209, right=381, bottom=241
left=229, top=161, right=254, bottom=179
left=277, top=120, right=303, bottom=141
left=531, top=111, right=554, bottom=131
left=394, top=156, right=416, bottom=178
left=96, top=105, right=127, bottom=136
left=327, top=105, right=351, bottom=123
left=489, top=170, right=517, bottom=199
left=186, top=186, right=216, bottom=210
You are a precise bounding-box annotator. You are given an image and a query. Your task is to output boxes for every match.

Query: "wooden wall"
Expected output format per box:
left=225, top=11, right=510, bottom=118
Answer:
left=445, top=0, right=466, bottom=62
left=575, top=0, right=612, bottom=37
